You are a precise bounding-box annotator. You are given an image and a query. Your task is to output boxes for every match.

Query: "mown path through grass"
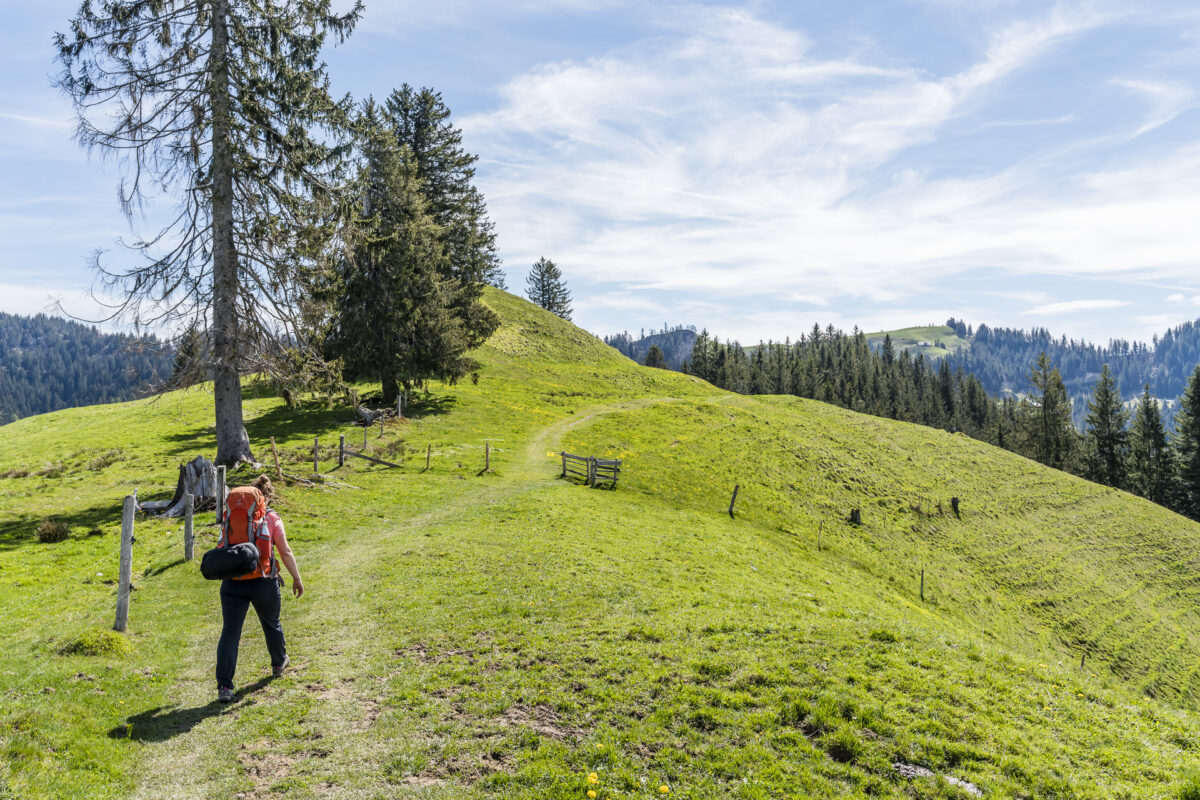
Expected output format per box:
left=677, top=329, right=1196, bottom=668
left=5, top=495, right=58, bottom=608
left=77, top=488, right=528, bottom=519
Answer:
left=128, top=397, right=680, bottom=799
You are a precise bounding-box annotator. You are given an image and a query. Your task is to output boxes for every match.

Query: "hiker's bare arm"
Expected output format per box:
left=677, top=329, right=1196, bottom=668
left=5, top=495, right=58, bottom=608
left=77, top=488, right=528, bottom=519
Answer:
left=274, top=524, right=304, bottom=598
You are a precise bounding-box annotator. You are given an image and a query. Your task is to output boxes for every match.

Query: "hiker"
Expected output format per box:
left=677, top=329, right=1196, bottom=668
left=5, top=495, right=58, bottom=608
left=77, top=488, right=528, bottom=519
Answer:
left=215, top=475, right=304, bottom=703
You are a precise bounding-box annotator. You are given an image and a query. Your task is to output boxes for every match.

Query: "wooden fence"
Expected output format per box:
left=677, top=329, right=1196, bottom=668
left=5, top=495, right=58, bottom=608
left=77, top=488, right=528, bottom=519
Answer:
left=560, top=451, right=622, bottom=487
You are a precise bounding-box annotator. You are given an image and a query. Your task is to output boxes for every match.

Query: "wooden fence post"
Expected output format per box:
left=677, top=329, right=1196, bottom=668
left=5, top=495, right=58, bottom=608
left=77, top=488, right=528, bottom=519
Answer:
left=216, top=465, right=226, bottom=524
left=426, top=443, right=432, bottom=471
left=380, top=414, right=384, bottom=438
left=849, top=508, right=861, bottom=525
left=561, top=452, right=567, bottom=478
left=363, top=425, right=368, bottom=449
left=485, top=441, right=491, bottom=472
left=270, top=437, right=282, bottom=480
left=920, top=569, right=925, bottom=602
left=183, top=493, right=194, bottom=562
left=114, top=495, right=135, bottom=632
left=817, top=520, right=823, bottom=551
left=1081, top=650, right=1087, bottom=670
left=728, top=485, right=740, bottom=518
left=397, top=394, right=402, bottom=418
left=339, top=435, right=346, bottom=467
left=313, top=437, right=319, bottom=476
left=951, top=497, right=960, bottom=518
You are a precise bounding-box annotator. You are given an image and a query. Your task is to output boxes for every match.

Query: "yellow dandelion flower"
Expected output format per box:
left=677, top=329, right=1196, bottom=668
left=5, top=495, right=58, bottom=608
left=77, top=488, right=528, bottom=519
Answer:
left=588, top=792, right=596, bottom=799
left=588, top=773, right=599, bottom=785
left=659, top=785, right=670, bottom=794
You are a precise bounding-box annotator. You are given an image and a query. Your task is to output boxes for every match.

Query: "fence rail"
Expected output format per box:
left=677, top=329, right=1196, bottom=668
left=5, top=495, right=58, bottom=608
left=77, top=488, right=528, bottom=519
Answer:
left=560, top=452, right=622, bottom=488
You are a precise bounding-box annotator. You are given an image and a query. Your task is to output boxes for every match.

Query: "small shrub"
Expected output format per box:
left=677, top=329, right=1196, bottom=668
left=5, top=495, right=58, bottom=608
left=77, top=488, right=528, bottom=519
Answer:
left=625, top=626, right=664, bottom=643
left=779, top=698, right=814, bottom=728
left=62, top=629, right=131, bottom=658
left=1177, top=775, right=1200, bottom=800
left=87, top=449, right=125, bottom=471
left=1, top=468, right=29, bottom=478
left=869, top=628, right=899, bottom=644
left=36, top=520, right=69, bottom=543
left=35, top=462, right=65, bottom=478
left=821, top=725, right=864, bottom=764
left=693, top=661, right=732, bottom=681
left=688, top=709, right=720, bottom=732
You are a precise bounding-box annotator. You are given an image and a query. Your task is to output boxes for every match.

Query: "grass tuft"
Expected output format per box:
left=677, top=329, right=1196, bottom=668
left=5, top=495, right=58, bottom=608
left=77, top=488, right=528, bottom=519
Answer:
left=34, top=519, right=69, bottom=543
left=61, top=630, right=131, bottom=658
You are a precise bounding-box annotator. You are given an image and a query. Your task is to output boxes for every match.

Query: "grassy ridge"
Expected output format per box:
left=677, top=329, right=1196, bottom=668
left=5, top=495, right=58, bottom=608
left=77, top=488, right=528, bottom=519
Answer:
left=1, top=289, right=1198, bottom=798
left=865, top=326, right=969, bottom=359
left=561, top=393, right=1200, bottom=707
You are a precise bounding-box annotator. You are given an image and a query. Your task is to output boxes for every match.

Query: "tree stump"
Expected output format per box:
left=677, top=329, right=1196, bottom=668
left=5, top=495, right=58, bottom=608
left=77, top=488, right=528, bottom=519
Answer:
left=136, top=456, right=220, bottom=518
left=848, top=508, right=861, bottom=525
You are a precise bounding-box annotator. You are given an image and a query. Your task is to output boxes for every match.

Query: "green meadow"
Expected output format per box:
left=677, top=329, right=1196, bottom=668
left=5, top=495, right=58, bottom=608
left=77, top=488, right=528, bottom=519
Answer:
left=865, top=326, right=969, bottom=359
left=2, top=289, right=1199, bottom=799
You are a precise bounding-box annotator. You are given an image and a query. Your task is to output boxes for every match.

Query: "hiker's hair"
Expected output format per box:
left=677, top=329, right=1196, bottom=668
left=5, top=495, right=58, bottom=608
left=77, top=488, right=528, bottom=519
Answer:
left=253, top=475, right=275, bottom=503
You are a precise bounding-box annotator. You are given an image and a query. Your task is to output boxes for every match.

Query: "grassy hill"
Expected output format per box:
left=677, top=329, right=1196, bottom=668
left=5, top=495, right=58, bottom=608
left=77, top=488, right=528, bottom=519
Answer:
left=866, top=326, right=969, bottom=359
left=3, top=289, right=1200, bottom=799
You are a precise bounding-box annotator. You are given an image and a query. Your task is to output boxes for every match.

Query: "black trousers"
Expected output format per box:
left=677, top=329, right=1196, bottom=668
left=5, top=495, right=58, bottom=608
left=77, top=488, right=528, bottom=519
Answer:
left=216, top=577, right=287, bottom=688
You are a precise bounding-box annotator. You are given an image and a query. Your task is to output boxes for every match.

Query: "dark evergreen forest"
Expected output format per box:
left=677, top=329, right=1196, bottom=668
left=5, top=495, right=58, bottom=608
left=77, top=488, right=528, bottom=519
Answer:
left=941, top=318, right=1200, bottom=429
left=0, top=313, right=169, bottom=424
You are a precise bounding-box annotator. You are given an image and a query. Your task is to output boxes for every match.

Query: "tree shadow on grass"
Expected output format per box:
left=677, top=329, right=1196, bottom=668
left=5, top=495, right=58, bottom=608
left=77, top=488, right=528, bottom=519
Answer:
left=108, top=675, right=274, bottom=742
left=0, top=500, right=127, bottom=552
left=401, top=393, right=458, bottom=420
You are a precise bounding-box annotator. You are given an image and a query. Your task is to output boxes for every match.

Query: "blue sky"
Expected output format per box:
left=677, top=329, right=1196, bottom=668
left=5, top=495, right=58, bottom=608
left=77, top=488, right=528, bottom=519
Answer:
left=3, top=1, right=1200, bottom=346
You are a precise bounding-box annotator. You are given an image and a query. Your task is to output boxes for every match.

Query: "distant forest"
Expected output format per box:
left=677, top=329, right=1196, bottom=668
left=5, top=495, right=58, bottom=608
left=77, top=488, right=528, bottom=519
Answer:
left=0, top=312, right=170, bottom=424
left=939, top=318, right=1200, bottom=429
left=611, top=316, right=1200, bottom=431
left=676, top=326, right=1200, bottom=521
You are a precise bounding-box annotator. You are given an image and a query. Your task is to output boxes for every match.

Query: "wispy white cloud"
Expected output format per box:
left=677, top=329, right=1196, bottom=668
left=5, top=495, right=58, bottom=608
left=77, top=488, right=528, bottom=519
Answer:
left=1112, top=78, right=1196, bottom=137
left=467, top=1, right=1195, bottom=339
left=1024, top=299, right=1129, bottom=315
left=0, top=111, right=71, bottom=129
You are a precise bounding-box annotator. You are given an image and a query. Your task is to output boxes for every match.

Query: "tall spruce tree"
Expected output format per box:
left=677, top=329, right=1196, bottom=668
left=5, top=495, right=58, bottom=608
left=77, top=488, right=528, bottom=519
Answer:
left=643, top=345, right=667, bottom=369
left=1128, top=384, right=1174, bottom=505
left=1083, top=364, right=1129, bottom=487
left=56, top=0, right=360, bottom=466
left=1022, top=352, right=1075, bottom=470
left=525, top=257, right=572, bottom=319
left=326, top=103, right=498, bottom=405
left=383, top=86, right=506, bottom=291
left=1175, top=365, right=1200, bottom=517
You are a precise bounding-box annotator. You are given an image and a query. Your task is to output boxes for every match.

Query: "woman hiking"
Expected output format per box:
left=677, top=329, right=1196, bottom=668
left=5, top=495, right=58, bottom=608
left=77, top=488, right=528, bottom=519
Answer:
left=216, top=475, right=303, bottom=703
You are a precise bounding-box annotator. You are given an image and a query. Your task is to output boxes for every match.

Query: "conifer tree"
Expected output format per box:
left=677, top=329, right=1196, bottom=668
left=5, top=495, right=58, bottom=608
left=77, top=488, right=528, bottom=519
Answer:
left=1022, top=352, right=1075, bottom=470
left=383, top=85, right=506, bottom=291
left=56, top=0, right=360, bottom=466
left=1083, top=364, right=1129, bottom=487
left=643, top=345, right=667, bottom=369
left=1128, top=384, right=1174, bottom=505
left=1175, top=365, right=1200, bottom=516
left=326, top=103, right=498, bottom=405
left=525, top=258, right=572, bottom=319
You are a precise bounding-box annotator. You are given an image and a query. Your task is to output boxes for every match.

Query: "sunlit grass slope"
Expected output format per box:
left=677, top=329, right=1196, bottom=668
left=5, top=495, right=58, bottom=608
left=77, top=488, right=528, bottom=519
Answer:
left=1, top=288, right=1199, bottom=799
left=865, top=325, right=969, bottom=358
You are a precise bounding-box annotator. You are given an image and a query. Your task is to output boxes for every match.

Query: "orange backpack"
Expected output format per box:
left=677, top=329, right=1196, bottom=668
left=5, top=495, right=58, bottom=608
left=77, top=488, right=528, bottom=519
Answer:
left=220, top=486, right=275, bottom=580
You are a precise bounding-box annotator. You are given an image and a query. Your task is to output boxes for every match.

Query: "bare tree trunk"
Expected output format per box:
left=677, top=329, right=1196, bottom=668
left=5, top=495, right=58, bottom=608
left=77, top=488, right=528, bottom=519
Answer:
left=210, top=0, right=254, bottom=468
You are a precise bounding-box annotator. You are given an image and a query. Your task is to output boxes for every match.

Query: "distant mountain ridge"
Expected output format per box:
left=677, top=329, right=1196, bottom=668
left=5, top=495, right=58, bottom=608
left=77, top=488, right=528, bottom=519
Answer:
left=604, top=325, right=697, bottom=370
left=0, top=312, right=170, bottom=424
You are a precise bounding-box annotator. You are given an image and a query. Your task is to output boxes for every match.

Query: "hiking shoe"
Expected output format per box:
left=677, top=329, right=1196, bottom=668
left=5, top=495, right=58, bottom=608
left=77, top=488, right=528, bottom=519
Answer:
left=217, top=686, right=234, bottom=703
left=272, top=655, right=290, bottom=678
